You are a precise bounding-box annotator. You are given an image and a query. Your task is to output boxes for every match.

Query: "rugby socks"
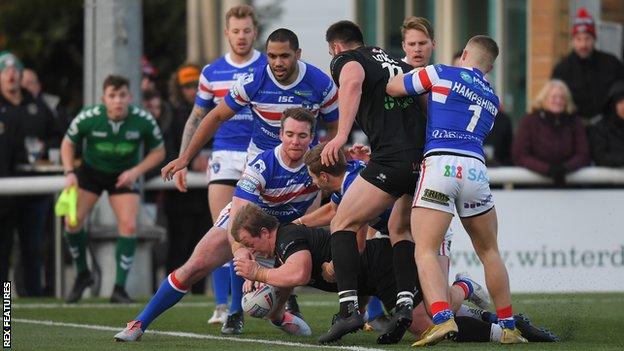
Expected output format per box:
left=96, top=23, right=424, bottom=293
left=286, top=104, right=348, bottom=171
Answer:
left=366, top=296, right=384, bottom=321
left=115, top=236, right=137, bottom=288
left=65, top=228, right=88, bottom=274
left=136, top=271, right=187, bottom=331
left=453, top=278, right=474, bottom=300
left=455, top=316, right=493, bottom=342
left=392, top=240, right=417, bottom=308
left=497, top=305, right=516, bottom=329
left=331, top=231, right=360, bottom=316
left=212, top=263, right=231, bottom=306
left=229, top=263, right=244, bottom=314
left=457, top=305, right=498, bottom=324
left=430, top=301, right=453, bottom=325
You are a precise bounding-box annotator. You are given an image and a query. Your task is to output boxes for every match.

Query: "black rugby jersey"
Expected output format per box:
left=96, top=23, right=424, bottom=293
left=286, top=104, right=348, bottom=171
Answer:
left=330, top=46, right=426, bottom=163
left=274, top=224, right=337, bottom=292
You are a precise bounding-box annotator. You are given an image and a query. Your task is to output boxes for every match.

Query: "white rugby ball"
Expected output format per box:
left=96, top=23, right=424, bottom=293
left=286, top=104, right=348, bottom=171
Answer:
left=242, top=283, right=277, bottom=318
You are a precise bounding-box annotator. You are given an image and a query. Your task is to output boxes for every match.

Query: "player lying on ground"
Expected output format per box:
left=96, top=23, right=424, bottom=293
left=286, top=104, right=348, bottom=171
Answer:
left=232, top=203, right=558, bottom=344
left=114, top=108, right=320, bottom=341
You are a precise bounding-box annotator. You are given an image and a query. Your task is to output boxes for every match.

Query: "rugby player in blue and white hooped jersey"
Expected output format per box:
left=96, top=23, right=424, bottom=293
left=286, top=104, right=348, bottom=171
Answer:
left=188, top=5, right=267, bottom=329
left=162, top=27, right=338, bottom=187
left=387, top=35, right=527, bottom=346
left=114, top=108, right=319, bottom=341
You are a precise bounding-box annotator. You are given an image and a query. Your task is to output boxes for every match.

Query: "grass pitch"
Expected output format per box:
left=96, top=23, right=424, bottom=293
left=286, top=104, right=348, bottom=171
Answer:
left=10, top=292, right=624, bottom=350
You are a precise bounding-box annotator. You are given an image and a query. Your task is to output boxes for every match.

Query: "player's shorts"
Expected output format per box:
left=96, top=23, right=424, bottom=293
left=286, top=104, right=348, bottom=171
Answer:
left=207, top=150, right=247, bottom=186
left=76, top=163, right=139, bottom=196
left=360, top=159, right=419, bottom=198
left=413, top=153, right=494, bottom=218
left=360, top=238, right=423, bottom=311
left=214, top=202, right=231, bottom=229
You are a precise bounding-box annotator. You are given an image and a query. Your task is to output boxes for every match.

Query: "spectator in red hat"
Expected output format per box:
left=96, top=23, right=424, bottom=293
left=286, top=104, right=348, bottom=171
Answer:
left=551, top=7, right=624, bottom=122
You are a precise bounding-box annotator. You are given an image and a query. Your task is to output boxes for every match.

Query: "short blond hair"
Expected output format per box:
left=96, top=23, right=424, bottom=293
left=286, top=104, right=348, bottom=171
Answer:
left=401, top=16, right=434, bottom=41
left=225, top=4, right=257, bottom=28
left=465, top=35, right=499, bottom=71
left=531, top=79, right=577, bottom=114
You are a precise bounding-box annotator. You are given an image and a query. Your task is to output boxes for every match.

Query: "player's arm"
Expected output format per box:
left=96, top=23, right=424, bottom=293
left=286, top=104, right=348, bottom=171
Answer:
left=178, top=105, right=210, bottom=157
left=235, top=250, right=312, bottom=288
left=295, top=201, right=337, bottom=227
left=386, top=73, right=409, bottom=97
left=321, top=61, right=365, bottom=165
left=161, top=101, right=236, bottom=180
left=387, top=66, right=434, bottom=97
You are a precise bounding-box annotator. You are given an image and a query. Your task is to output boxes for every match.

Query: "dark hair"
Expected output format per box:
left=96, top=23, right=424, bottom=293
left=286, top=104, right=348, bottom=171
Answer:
left=325, top=20, right=364, bottom=45
left=103, top=75, right=129, bottom=91
left=280, top=107, right=316, bottom=134
left=266, top=28, right=299, bottom=51
left=142, top=89, right=161, bottom=101
left=231, top=203, right=279, bottom=241
left=225, top=4, right=258, bottom=28
left=304, top=142, right=346, bottom=176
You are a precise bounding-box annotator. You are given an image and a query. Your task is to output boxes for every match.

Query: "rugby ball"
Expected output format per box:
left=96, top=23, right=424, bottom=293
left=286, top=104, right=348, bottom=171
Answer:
left=242, top=283, right=277, bottom=318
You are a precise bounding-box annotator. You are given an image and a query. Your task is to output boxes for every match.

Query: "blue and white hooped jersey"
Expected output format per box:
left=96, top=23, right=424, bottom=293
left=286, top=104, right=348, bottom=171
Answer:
left=234, top=144, right=319, bottom=223
left=195, top=50, right=267, bottom=152
left=330, top=160, right=391, bottom=234
left=403, top=64, right=500, bottom=161
left=224, top=61, right=339, bottom=153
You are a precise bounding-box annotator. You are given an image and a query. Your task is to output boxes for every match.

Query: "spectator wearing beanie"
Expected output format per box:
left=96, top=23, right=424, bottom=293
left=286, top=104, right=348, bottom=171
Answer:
left=552, top=7, right=624, bottom=122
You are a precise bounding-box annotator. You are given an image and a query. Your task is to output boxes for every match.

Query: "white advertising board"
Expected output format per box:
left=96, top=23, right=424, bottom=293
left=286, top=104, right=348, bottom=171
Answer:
left=447, top=190, right=624, bottom=292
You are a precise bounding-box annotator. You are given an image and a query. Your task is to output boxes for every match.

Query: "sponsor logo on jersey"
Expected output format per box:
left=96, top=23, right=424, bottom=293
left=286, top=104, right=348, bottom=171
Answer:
left=443, top=165, right=463, bottom=179
left=251, top=159, right=266, bottom=173
left=92, top=131, right=107, bottom=138
left=376, top=173, right=387, bottom=183
left=463, top=194, right=492, bottom=209
left=421, top=188, right=450, bottom=206
left=238, top=178, right=258, bottom=193
left=294, top=89, right=313, bottom=97
left=460, top=71, right=473, bottom=84
left=301, top=100, right=320, bottom=111
left=212, top=162, right=220, bottom=174
left=467, top=168, right=489, bottom=182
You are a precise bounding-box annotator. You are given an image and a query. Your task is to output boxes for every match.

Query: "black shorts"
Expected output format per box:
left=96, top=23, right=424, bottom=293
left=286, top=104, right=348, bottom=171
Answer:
left=77, top=164, right=139, bottom=196
left=360, top=239, right=423, bottom=310
left=360, top=159, right=419, bottom=198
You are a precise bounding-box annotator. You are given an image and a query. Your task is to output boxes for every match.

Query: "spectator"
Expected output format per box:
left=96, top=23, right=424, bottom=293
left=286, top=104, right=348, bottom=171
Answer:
left=163, top=63, right=212, bottom=295
left=512, top=79, right=590, bottom=186
left=21, top=68, right=72, bottom=133
left=141, top=56, right=158, bottom=94
left=551, top=7, right=624, bottom=121
left=0, top=52, right=28, bottom=288
left=0, top=51, right=60, bottom=296
left=142, top=89, right=174, bottom=182
left=588, top=81, right=624, bottom=167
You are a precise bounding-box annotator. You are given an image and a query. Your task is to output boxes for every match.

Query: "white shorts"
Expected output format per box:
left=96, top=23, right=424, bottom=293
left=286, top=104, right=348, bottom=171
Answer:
left=206, top=150, right=247, bottom=184
left=413, top=154, right=494, bottom=218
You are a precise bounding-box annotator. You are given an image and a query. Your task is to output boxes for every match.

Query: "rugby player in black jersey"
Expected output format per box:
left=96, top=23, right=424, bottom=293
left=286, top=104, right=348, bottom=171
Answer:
left=317, top=20, right=427, bottom=343
left=231, top=203, right=558, bottom=345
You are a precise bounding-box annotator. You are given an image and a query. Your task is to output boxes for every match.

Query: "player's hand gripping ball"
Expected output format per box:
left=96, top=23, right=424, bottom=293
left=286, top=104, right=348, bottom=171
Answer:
left=242, top=283, right=277, bottom=318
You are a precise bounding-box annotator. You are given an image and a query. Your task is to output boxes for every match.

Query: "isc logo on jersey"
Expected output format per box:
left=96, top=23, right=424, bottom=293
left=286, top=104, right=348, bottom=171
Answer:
left=242, top=283, right=277, bottom=318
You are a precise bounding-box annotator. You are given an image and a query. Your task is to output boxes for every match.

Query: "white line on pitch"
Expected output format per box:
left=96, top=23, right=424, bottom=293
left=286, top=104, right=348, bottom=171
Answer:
left=14, top=319, right=384, bottom=351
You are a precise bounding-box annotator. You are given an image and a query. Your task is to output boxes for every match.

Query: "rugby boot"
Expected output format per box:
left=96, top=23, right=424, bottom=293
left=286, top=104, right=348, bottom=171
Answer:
left=65, top=270, right=94, bottom=303
left=285, top=294, right=303, bottom=319
left=318, top=309, right=365, bottom=344
left=110, top=285, right=136, bottom=303
left=271, top=311, right=312, bottom=336
left=514, top=314, right=558, bottom=342
left=377, top=302, right=413, bottom=344
left=455, top=272, right=491, bottom=310
left=500, top=327, right=529, bottom=344
left=114, top=320, right=143, bottom=342
left=411, top=318, right=458, bottom=347
left=221, top=311, right=244, bottom=334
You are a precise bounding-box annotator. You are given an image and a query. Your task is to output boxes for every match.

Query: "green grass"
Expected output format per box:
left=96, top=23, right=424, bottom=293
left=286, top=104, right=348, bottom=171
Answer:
left=10, top=292, right=624, bottom=350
